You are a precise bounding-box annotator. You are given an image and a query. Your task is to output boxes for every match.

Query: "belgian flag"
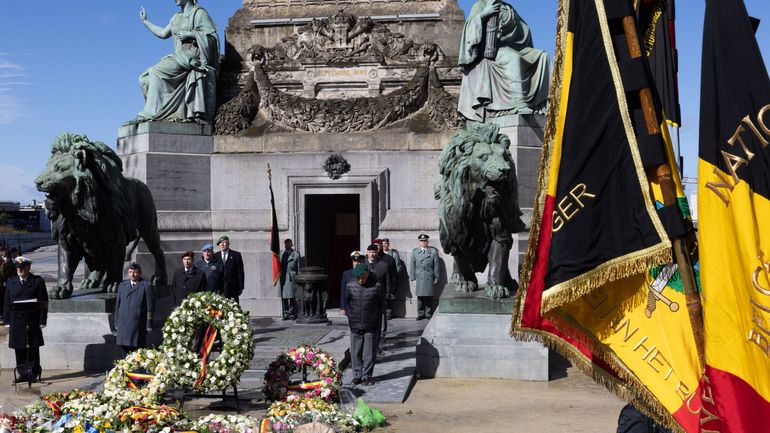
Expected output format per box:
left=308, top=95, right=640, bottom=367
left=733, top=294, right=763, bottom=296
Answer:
left=636, top=0, right=681, bottom=127
left=514, top=0, right=702, bottom=430
left=698, top=0, right=770, bottom=430
left=268, top=164, right=281, bottom=286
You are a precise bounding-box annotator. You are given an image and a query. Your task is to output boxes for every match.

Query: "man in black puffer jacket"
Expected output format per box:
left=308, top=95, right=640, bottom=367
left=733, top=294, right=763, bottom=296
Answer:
left=345, top=263, right=383, bottom=386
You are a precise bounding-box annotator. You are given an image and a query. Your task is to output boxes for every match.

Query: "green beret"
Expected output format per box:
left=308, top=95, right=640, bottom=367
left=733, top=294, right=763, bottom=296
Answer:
left=216, top=235, right=230, bottom=245
left=352, top=263, right=369, bottom=277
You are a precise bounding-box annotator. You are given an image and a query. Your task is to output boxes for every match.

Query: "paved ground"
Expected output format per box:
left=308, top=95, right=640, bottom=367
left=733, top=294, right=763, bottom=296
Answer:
left=0, top=247, right=626, bottom=431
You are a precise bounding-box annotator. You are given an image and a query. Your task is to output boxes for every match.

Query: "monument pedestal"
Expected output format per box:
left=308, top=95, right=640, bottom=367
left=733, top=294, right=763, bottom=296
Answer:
left=416, top=291, right=548, bottom=381
left=0, top=292, right=121, bottom=371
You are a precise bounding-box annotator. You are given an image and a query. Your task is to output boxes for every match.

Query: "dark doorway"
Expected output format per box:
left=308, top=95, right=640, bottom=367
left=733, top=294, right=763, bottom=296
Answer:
left=304, top=194, right=360, bottom=308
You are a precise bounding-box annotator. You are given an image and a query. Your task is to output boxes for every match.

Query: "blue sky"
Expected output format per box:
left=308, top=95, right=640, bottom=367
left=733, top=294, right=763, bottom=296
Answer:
left=1, top=0, right=769, bottom=205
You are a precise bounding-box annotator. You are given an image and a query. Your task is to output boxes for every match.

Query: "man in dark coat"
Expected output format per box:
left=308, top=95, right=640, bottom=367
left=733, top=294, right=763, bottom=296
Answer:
left=3, top=256, right=47, bottom=383
left=345, top=263, right=382, bottom=386
left=366, top=244, right=392, bottom=339
left=616, top=404, right=673, bottom=433
left=115, top=262, right=154, bottom=355
left=195, top=243, right=223, bottom=294
left=214, top=235, right=245, bottom=303
left=340, top=251, right=365, bottom=316
left=0, top=244, right=15, bottom=321
left=171, top=250, right=207, bottom=307
left=373, top=239, right=397, bottom=322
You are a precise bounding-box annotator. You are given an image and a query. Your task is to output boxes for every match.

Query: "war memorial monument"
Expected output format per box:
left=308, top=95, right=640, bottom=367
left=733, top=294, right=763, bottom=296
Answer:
left=4, top=0, right=551, bottom=380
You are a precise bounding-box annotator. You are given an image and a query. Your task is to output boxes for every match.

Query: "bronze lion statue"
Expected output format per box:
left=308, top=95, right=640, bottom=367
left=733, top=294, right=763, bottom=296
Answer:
left=433, top=123, right=526, bottom=298
left=35, top=133, right=167, bottom=298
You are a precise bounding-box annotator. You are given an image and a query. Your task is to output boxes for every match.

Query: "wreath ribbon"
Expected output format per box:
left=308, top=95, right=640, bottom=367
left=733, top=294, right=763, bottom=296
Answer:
left=287, top=381, right=324, bottom=390
left=194, top=306, right=223, bottom=387
left=125, top=371, right=155, bottom=390
left=119, top=405, right=179, bottom=421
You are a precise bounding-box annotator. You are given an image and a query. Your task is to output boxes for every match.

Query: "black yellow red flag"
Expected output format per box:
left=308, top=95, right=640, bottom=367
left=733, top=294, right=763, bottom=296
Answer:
left=514, top=0, right=701, bottom=431
left=636, top=0, right=681, bottom=127
left=268, top=165, right=281, bottom=286
left=698, top=0, right=770, bottom=430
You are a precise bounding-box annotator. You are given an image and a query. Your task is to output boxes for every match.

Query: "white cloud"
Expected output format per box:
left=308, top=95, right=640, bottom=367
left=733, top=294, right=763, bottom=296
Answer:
left=0, top=55, right=28, bottom=124
left=0, top=165, right=45, bottom=206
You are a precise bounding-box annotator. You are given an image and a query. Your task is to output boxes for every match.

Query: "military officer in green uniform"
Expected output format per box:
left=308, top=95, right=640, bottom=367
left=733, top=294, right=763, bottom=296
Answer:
left=410, top=234, right=440, bottom=320
left=279, top=239, right=302, bottom=320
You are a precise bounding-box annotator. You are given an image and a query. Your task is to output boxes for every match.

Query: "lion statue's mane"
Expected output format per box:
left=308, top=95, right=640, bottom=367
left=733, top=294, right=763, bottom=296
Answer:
left=35, top=133, right=167, bottom=298
left=433, top=123, right=526, bottom=297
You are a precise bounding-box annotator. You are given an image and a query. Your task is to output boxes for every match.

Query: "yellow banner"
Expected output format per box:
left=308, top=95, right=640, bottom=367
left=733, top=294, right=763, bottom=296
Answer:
left=699, top=160, right=770, bottom=403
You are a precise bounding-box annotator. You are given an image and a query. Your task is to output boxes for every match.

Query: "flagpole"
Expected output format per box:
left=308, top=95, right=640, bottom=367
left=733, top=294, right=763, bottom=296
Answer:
left=267, top=163, right=283, bottom=319
left=621, top=15, right=705, bottom=367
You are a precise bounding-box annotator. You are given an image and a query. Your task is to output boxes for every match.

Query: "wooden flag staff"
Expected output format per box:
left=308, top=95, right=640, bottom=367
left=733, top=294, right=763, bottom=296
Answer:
left=621, top=14, right=706, bottom=367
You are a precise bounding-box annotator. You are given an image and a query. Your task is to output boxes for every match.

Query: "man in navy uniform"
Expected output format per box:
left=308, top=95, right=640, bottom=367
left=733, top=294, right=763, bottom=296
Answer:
left=171, top=250, right=207, bottom=307
left=3, top=256, right=47, bottom=383
left=279, top=239, right=302, bottom=320
left=115, top=262, right=154, bottom=355
left=410, top=234, right=440, bottom=320
left=214, top=235, right=245, bottom=303
left=195, top=243, right=223, bottom=294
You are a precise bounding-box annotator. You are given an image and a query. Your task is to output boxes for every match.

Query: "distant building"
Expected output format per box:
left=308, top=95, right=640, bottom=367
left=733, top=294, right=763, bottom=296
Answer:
left=0, top=200, right=50, bottom=232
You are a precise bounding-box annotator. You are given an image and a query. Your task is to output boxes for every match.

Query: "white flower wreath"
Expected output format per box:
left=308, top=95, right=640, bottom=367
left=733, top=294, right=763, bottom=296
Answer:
left=102, top=348, right=171, bottom=406
left=160, top=292, right=255, bottom=393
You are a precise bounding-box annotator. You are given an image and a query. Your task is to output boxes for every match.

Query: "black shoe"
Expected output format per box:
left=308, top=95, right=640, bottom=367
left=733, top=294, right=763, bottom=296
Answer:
left=352, top=377, right=363, bottom=385
left=416, top=315, right=425, bottom=321
left=363, top=377, right=375, bottom=386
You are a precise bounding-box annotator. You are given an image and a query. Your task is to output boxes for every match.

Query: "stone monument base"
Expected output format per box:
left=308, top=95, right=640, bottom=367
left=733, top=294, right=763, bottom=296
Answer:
left=416, top=291, right=548, bottom=381
left=1, top=288, right=174, bottom=372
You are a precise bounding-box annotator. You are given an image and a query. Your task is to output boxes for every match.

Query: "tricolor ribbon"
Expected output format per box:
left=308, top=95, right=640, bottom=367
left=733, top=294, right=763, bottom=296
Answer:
left=194, top=306, right=223, bottom=387
left=125, top=371, right=155, bottom=390
left=287, top=381, right=323, bottom=390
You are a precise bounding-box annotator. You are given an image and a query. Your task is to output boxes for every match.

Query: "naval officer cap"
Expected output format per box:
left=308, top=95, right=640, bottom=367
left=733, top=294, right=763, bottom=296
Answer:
left=418, top=234, right=430, bottom=240
left=216, top=235, right=230, bottom=245
left=14, top=256, right=32, bottom=268
left=201, top=243, right=214, bottom=252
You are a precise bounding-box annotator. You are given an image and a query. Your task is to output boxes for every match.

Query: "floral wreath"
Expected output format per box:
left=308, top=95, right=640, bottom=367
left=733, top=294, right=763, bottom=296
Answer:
left=103, top=349, right=171, bottom=406
left=262, top=344, right=343, bottom=402
left=161, top=291, right=255, bottom=393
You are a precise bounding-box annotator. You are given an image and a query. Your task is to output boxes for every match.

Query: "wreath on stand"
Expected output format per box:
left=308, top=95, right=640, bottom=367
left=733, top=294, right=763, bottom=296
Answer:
left=161, top=291, right=255, bottom=393
left=102, top=349, right=171, bottom=406
left=262, top=344, right=343, bottom=402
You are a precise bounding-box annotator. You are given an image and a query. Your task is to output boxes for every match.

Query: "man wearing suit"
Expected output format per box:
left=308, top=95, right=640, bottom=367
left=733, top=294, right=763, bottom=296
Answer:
left=366, top=244, right=392, bottom=339
left=410, top=234, right=440, bottom=320
left=115, top=262, right=154, bottom=355
left=214, top=235, right=245, bottom=303
left=171, top=250, right=207, bottom=307
left=195, top=243, right=223, bottom=294
left=279, top=239, right=301, bottom=320
left=3, top=256, right=48, bottom=383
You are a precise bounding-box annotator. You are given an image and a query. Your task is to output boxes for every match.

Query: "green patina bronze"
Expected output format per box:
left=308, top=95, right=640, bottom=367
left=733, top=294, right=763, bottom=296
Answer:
left=133, top=0, right=219, bottom=125
left=433, top=123, right=526, bottom=299
left=458, top=0, right=550, bottom=121
left=35, top=133, right=167, bottom=299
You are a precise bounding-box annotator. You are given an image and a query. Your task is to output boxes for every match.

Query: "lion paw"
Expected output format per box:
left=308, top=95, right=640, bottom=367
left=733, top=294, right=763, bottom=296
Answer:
left=105, top=282, right=119, bottom=294
left=484, top=284, right=510, bottom=299
left=451, top=275, right=478, bottom=292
